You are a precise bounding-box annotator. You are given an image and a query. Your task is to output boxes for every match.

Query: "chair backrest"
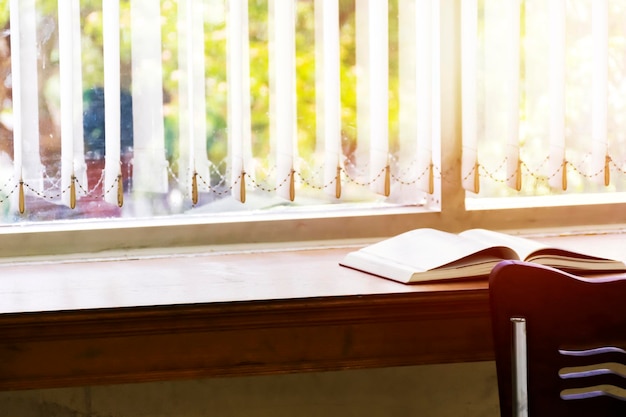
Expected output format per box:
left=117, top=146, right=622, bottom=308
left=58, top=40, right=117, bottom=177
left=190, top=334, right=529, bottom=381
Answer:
left=489, top=260, right=626, bottom=417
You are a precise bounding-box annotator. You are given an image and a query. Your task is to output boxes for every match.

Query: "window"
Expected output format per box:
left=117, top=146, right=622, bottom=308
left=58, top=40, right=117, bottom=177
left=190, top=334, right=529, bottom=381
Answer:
left=1, top=0, right=626, bottom=259
left=464, top=0, right=626, bottom=201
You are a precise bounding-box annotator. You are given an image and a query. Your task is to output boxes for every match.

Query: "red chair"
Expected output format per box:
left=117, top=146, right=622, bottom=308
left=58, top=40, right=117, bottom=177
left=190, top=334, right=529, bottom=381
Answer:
left=489, top=260, right=626, bottom=417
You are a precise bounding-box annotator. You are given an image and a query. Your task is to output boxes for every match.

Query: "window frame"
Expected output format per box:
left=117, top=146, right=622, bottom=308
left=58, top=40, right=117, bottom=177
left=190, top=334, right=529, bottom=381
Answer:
left=2, top=0, right=626, bottom=260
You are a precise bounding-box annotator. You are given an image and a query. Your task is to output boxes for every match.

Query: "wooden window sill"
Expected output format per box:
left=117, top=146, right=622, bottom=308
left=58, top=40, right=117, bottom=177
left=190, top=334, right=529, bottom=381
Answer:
left=0, top=231, right=623, bottom=391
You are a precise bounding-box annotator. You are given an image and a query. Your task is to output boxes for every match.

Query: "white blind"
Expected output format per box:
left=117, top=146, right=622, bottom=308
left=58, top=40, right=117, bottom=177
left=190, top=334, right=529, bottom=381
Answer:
left=315, top=0, right=342, bottom=199
left=548, top=0, right=566, bottom=191
left=103, top=0, right=123, bottom=206
left=227, top=0, right=253, bottom=203
left=505, top=0, right=521, bottom=191
left=414, top=0, right=435, bottom=195
left=5, top=0, right=440, bottom=218
left=461, top=0, right=478, bottom=193
left=269, top=0, right=297, bottom=201
left=179, top=0, right=211, bottom=204
left=130, top=0, right=168, bottom=196
left=591, top=0, right=609, bottom=187
left=58, top=0, right=88, bottom=208
left=9, top=0, right=43, bottom=213
left=355, top=0, right=389, bottom=196
left=462, top=0, right=623, bottom=195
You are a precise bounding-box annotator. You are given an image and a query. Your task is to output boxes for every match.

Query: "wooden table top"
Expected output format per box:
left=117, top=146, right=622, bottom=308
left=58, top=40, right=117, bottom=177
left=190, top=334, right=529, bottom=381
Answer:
left=0, top=247, right=488, bottom=315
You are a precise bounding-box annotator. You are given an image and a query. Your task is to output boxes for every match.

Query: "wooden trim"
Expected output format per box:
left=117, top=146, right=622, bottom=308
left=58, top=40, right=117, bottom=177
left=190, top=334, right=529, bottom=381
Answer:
left=0, top=291, right=492, bottom=390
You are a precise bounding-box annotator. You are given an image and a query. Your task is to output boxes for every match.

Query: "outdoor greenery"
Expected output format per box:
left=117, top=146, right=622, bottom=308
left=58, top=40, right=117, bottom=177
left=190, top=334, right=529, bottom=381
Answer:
left=0, top=0, right=376, bottom=183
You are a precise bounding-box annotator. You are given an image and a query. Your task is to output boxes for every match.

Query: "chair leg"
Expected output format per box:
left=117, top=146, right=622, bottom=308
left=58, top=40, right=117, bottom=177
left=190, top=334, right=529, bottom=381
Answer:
left=512, top=317, right=529, bottom=417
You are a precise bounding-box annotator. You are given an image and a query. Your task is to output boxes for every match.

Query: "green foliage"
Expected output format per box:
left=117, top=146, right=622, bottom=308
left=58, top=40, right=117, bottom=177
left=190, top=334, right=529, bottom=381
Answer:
left=0, top=0, right=8, bottom=26
left=3, top=0, right=369, bottom=180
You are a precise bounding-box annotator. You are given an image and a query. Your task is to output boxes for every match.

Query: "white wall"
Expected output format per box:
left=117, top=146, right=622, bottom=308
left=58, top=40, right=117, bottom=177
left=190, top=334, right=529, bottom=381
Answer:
left=0, top=362, right=499, bottom=417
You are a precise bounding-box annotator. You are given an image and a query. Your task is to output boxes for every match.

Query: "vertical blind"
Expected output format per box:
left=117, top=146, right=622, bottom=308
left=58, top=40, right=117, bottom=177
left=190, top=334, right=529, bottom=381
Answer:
left=9, top=0, right=43, bottom=213
left=462, top=0, right=626, bottom=196
left=58, top=0, right=88, bottom=208
left=5, top=0, right=441, bottom=219
left=10, top=0, right=625, bottom=220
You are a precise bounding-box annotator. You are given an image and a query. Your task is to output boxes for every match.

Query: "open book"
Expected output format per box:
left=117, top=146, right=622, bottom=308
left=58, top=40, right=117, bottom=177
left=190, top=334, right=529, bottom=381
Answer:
left=339, top=228, right=626, bottom=284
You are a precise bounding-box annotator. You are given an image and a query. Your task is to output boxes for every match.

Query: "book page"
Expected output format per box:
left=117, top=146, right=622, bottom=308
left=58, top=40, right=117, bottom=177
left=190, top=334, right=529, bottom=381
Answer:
left=356, top=228, right=509, bottom=272
left=459, top=228, right=548, bottom=261
left=461, top=229, right=626, bottom=272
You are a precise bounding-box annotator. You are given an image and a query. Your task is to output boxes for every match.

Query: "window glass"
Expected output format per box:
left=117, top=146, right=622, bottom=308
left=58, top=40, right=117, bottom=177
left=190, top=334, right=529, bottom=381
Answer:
left=468, top=0, right=626, bottom=200
left=0, top=0, right=436, bottom=224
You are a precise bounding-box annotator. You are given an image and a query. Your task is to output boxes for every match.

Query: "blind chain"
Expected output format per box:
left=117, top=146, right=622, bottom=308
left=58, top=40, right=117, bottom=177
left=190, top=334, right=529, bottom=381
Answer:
left=474, top=154, right=621, bottom=187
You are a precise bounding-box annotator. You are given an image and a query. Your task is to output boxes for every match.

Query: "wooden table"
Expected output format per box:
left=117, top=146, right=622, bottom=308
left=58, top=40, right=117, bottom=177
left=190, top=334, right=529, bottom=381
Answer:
left=0, top=247, right=492, bottom=391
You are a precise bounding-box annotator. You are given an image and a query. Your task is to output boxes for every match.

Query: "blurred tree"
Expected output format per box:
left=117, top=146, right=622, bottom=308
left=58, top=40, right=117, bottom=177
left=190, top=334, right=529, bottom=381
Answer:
left=0, top=0, right=363, bottom=191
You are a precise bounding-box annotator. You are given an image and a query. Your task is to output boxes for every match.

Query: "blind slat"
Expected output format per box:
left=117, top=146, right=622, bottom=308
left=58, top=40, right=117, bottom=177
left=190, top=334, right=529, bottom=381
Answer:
left=188, top=0, right=210, bottom=194
left=130, top=0, right=168, bottom=194
left=227, top=0, right=252, bottom=203
left=416, top=0, right=434, bottom=194
left=592, top=0, right=609, bottom=186
left=59, top=0, right=87, bottom=207
left=10, top=0, right=43, bottom=213
left=269, top=0, right=297, bottom=201
left=368, top=0, right=389, bottom=196
left=461, top=0, right=478, bottom=193
left=398, top=0, right=418, bottom=197
left=506, top=0, right=521, bottom=191
left=548, top=0, right=566, bottom=191
left=431, top=0, right=441, bottom=200
left=177, top=0, right=192, bottom=197
left=314, top=0, right=342, bottom=198
left=103, top=0, right=122, bottom=205
left=356, top=0, right=389, bottom=196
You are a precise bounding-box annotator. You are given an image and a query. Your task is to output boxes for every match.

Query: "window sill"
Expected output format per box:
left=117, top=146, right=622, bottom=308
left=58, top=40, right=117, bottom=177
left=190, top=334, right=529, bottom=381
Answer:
left=1, top=231, right=623, bottom=391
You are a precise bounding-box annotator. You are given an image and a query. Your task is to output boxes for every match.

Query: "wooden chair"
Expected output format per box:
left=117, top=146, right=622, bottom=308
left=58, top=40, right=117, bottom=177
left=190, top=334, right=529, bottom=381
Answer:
left=489, top=260, right=626, bottom=417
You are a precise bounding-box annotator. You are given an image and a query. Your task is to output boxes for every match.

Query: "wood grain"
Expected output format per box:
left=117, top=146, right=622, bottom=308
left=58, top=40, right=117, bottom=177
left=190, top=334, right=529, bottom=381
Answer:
left=0, top=248, right=493, bottom=390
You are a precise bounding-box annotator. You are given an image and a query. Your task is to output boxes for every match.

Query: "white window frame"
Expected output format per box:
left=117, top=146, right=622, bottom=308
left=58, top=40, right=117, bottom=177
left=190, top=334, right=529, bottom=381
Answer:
left=2, top=0, right=626, bottom=260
